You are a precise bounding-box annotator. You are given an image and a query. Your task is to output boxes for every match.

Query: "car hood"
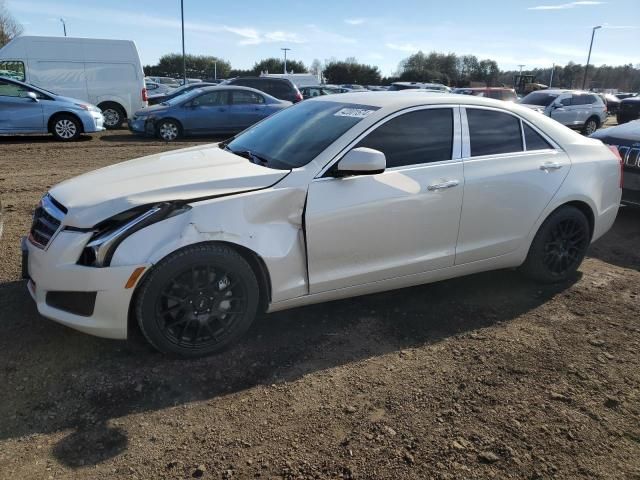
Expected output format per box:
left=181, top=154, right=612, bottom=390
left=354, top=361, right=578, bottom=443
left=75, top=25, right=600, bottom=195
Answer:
left=53, top=95, right=98, bottom=109
left=135, top=103, right=170, bottom=115
left=590, top=120, right=640, bottom=145
left=50, top=144, right=290, bottom=228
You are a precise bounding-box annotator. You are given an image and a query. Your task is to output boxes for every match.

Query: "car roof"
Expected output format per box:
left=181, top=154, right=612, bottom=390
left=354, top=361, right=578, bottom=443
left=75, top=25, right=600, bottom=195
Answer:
left=190, top=85, right=281, bottom=99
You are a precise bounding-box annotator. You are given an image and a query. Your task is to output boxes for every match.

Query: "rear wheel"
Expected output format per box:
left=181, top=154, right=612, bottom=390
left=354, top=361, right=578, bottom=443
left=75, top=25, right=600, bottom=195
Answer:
left=156, top=119, right=181, bottom=141
left=98, top=103, right=125, bottom=129
left=521, top=206, right=590, bottom=283
left=582, top=117, right=599, bottom=135
left=135, top=244, right=259, bottom=357
left=51, top=114, right=81, bottom=141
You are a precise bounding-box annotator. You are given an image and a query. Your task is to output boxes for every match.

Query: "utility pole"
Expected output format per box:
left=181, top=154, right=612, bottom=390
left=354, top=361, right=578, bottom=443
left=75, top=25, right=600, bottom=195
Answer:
left=281, top=48, right=291, bottom=74
left=60, top=18, right=67, bottom=37
left=582, top=25, right=602, bottom=90
left=214, top=61, right=217, bottom=80
left=181, top=0, right=186, bottom=84
left=549, top=63, right=555, bottom=87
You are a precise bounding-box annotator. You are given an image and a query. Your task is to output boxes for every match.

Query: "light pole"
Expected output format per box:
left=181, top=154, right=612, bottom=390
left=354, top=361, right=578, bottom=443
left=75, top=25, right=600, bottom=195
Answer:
left=549, top=63, right=555, bottom=87
left=582, top=25, right=601, bottom=90
left=214, top=61, right=217, bottom=80
left=281, top=48, right=290, bottom=74
left=60, top=18, right=67, bottom=37
left=181, top=0, right=186, bottom=84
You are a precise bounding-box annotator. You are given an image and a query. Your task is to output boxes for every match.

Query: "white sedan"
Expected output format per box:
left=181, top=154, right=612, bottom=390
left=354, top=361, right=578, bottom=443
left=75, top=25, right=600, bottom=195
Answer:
left=23, top=92, right=622, bottom=356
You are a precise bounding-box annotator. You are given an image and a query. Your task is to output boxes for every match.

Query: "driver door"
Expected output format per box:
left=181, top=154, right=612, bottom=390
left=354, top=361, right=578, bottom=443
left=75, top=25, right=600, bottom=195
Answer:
left=181, top=90, right=230, bottom=133
left=0, top=79, right=44, bottom=132
left=305, top=107, right=464, bottom=294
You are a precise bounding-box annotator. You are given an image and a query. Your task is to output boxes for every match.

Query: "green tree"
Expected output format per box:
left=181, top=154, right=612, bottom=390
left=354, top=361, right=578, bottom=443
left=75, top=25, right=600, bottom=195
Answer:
left=252, top=57, right=307, bottom=75
left=144, top=54, right=231, bottom=79
left=0, top=0, right=23, bottom=48
left=323, top=59, right=381, bottom=85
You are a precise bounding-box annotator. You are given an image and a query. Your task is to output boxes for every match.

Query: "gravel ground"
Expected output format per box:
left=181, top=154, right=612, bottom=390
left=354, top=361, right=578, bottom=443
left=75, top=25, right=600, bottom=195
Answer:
left=0, top=128, right=639, bottom=480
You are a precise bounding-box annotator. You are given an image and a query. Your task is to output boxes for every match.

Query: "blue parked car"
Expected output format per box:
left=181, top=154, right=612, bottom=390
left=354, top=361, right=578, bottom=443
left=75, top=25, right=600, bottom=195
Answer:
left=0, top=76, right=104, bottom=141
left=128, top=86, right=291, bottom=141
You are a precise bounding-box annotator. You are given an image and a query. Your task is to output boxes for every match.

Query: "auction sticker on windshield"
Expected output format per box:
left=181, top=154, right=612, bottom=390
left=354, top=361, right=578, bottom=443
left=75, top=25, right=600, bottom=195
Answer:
left=334, top=108, right=377, bottom=118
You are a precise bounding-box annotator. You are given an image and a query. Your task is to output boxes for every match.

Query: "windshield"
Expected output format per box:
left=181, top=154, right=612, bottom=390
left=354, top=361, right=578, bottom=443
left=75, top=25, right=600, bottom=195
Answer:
left=520, top=91, right=559, bottom=106
left=163, top=88, right=203, bottom=106
left=225, top=101, right=379, bottom=170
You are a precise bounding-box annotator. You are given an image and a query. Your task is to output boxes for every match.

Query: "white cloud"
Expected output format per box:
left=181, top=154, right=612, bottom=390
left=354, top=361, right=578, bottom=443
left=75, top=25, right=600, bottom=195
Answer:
left=385, top=42, right=420, bottom=52
left=345, top=18, right=365, bottom=25
left=528, top=1, right=604, bottom=10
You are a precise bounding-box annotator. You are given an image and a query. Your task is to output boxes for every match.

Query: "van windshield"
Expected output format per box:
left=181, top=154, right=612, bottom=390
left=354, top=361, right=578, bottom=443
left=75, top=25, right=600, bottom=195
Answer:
left=224, top=101, right=380, bottom=170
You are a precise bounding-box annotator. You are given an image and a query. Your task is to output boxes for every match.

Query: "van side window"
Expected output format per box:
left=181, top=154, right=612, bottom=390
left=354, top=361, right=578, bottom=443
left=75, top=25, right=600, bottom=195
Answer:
left=466, top=109, right=523, bottom=156
left=0, top=61, right=25, bottom=82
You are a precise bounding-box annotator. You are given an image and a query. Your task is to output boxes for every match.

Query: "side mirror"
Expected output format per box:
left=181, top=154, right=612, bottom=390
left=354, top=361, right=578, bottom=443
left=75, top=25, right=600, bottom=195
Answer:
left=335, top=147, right=386, bottom=177
left=26, top=92, right=38, bottom=102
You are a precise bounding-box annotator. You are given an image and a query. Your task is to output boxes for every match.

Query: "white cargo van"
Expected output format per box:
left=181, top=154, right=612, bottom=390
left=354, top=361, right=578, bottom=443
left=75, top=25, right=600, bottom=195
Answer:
left=0, top=36, right=147, bottom=128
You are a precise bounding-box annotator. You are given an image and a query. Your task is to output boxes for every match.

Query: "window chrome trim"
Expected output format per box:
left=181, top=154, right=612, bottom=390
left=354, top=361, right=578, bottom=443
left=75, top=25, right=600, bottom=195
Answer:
left=316, top=104, right=462, bottom=179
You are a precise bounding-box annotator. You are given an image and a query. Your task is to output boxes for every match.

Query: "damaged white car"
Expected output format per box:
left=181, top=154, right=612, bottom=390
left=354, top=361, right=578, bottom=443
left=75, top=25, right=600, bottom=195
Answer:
left=23, top=93, right=622, bottom=356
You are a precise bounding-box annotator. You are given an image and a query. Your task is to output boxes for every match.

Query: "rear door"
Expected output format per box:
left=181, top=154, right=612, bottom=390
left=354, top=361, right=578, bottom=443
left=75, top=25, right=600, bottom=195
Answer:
left=228, top=90, right=266, bottom=129
left=549, top=95, right=578, bottom=126
left=306, top=107, right=464, bottom=293
left=456, top=107, right=570, bottom=264
left=0, top=79, right=44, bottom=132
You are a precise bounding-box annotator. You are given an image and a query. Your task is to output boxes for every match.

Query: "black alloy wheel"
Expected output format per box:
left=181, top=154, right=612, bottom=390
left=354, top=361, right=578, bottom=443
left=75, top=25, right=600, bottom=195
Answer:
left=135, top=244, right=259, bottom=357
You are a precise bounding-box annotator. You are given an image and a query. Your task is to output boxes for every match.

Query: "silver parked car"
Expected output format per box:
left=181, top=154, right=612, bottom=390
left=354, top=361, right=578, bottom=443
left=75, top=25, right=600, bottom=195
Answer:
left=519, top=89, right=607, bottom=135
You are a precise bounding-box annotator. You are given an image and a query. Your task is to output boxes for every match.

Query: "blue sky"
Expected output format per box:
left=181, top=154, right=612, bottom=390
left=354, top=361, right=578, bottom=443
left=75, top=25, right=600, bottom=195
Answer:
left=7, top=0, right=640, bottom=75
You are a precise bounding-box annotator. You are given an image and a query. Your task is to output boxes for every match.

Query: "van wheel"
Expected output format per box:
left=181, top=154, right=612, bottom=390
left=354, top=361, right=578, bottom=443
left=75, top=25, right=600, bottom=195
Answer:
left=157, top=119, right=181, bottom=141
left=135, top=244, right=259, bottom=357
left=520, top=206, right=590, bottom=283
left=582, top=117, right=599, bottom=135
left=98, top=103, right=125, bottom=129
left=51, top=114, right=81, bottom=141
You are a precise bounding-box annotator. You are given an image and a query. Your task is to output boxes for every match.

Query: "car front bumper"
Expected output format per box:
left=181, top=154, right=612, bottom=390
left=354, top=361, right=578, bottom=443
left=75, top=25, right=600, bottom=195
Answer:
left=23, top=230, right=149, bottom=340
left=81, top=111, right=105, bottom=133
left=127, top=116, right=155, bottom=136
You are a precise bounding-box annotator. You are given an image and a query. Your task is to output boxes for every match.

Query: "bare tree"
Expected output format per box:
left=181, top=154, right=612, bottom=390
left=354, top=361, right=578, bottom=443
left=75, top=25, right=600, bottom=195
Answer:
left=0, top=0, right=23, bottom=48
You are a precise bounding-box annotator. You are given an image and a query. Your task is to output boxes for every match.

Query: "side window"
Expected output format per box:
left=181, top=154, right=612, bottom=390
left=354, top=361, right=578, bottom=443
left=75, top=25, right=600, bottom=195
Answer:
left=560, top=97, right=571, bottom=106
left=356, top=108, right=453, bottom=168
left=467, top=109, right=523, bottom=156
left=193, top=91, right=227, bottom=106
left=0, top=79, right=29, bottom=97
left=523, top=123, right=553, bottom=151
left=586, top=94, right=599, bottom=105
left=571, top=95, right=588, bottom=106
left=0, top=60, right=25, bottom=81
left=232, top=90, right=264, bottom=104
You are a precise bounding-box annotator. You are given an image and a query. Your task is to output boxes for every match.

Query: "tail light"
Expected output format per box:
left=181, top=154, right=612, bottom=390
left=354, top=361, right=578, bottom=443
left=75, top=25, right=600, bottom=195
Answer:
left=608, top=145, right=623, bottom=188
left=142, top=88, right=148, bottom=102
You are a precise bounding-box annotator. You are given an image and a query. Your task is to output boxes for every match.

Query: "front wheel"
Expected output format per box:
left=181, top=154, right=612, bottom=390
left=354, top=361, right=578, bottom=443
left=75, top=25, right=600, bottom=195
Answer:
left=51, top=114, right=81, bottom=141
left=135, top=244, right=259, bottom=357
left=156, top=119, right=181, bottom=141
left=520, top=206, right=590, bottom=283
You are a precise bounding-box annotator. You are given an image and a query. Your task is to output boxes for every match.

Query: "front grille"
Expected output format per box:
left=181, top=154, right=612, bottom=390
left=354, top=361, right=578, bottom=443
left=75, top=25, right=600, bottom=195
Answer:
left=29, top=194, right=66, bottom=249
left=617, top=146, right=640, bottom=169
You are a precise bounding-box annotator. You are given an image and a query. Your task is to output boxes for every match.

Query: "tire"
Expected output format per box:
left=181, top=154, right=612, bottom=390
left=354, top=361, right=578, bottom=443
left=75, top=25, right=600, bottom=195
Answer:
left=581, top=117, right=599, bottom=135
left=156, top=119, right=181, bottom=141
left=98, top=103, right=125, bottom=129
left=51, top=114, right=82, bottom=141
left=520, top=206, right=590, bottom=283
left=135, top=243, right=259, bottom=357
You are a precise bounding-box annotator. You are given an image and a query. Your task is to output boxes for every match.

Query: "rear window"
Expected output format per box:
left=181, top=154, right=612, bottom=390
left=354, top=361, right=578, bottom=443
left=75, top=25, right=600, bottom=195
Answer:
left=226, top=101, right=379, bottom=169
left=523, top=123, right=552, bottom=151
left=467, top=109, right=523, bottom=156
left=520, top=91, right=559, bottom=107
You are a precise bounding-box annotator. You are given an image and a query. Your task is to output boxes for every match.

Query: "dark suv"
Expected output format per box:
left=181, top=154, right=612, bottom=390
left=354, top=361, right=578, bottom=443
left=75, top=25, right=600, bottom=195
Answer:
left=617, top=96, right=640, bottom=124
left=224, top=77, right=302, bottom=103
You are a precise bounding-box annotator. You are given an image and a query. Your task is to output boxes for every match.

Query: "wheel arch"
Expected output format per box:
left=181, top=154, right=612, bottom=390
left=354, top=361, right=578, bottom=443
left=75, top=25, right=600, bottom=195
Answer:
left=127, top=240, right=272, bottom=338
left=97, top=100, right=126, bottom=117
left=47, top=111, right=85, bottom=134
left=562, top=200, right=595, bottom=240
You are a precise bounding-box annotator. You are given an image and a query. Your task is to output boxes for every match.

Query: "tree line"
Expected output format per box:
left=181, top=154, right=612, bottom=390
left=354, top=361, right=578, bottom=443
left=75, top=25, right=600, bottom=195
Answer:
left=144, top=51, right=640, bottom=91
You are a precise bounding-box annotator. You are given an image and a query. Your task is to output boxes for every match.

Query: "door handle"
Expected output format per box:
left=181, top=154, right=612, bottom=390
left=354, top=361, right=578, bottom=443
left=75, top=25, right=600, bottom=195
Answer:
left=539, top=162, right=563, bottom=171
left=427, top=179, right=460, bottom=191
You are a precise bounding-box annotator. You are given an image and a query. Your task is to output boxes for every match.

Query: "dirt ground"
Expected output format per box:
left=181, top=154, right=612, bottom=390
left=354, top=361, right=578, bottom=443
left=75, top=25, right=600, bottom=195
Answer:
left=0, top=128, right=639, bottom=480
